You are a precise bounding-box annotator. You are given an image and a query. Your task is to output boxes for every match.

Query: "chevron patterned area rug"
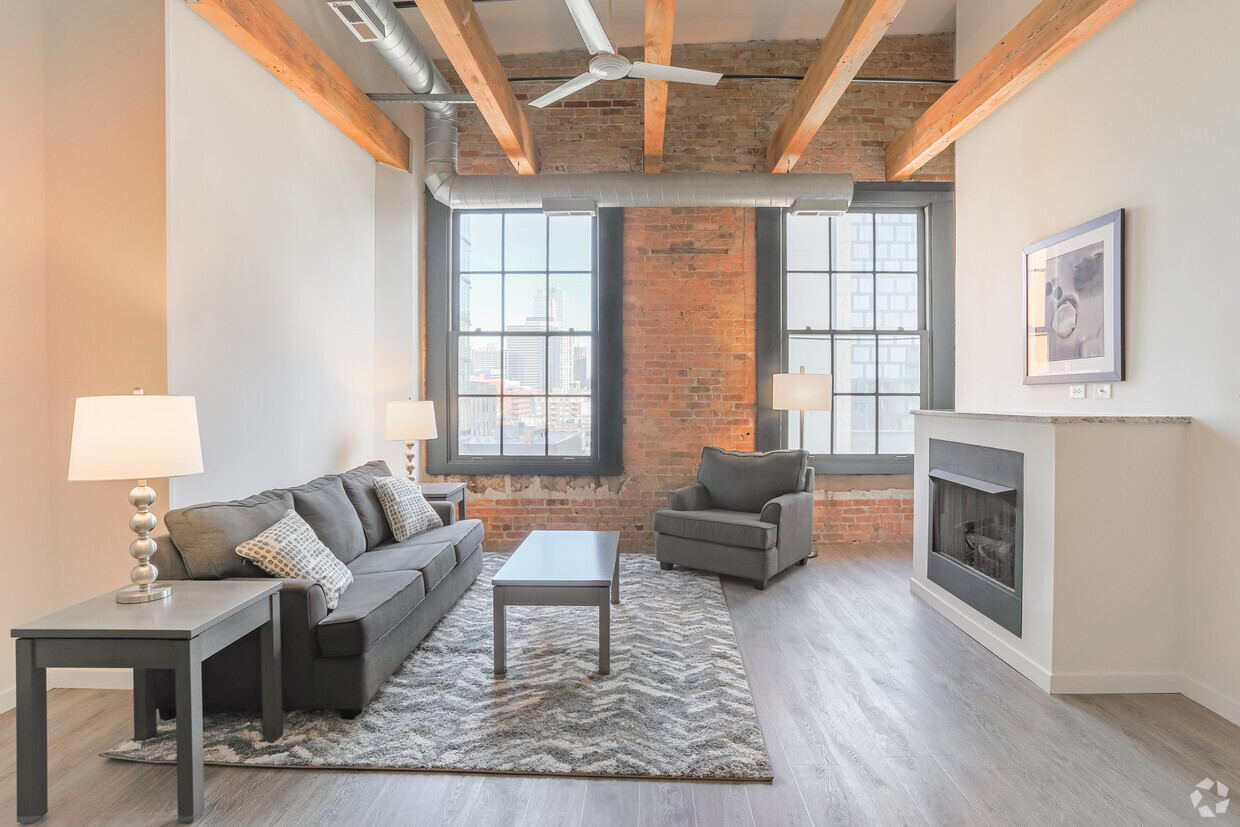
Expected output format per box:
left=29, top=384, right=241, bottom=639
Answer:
left=104, top=552, right=773, bottom=781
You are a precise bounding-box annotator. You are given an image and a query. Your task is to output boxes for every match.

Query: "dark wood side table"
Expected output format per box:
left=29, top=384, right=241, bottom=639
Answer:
left=11, top=580, right=283, bottom=824
left=419, top=481, right=468, bottom=522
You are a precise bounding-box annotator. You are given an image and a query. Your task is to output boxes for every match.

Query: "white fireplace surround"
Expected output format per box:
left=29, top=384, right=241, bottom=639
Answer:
left=911, top=410, right=1191, bottom=695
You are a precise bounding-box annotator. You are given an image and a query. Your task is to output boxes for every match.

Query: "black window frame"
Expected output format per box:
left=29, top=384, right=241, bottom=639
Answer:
left=426, top=193, right=623, bottom=476
left=756, top=183, right=954, bottom=475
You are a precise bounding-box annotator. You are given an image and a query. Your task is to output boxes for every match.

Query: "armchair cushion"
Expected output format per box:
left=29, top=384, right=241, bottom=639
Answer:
left=654, top=509, right=777, bottom=550
left=696, top=447, right=808, bottom=513
left=668, top=483, right=710, bottom=511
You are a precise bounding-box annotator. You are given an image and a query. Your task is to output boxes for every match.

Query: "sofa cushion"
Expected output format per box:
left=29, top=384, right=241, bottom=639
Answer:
left=165, top=489, right=293, bottom=580
left=339, top=461, right=395, bottom=550
left=374, top=476, right=443, bottom=541
left=236, top=509, right=354, bottom=610
left=372, top=518, right=484, bottom=565
left=317, top=570, right=426, bottom=658
left=653, top=508, right=778, bottom=550
left=696, top=447, right=807, bottom=513
left=289, top=475, right=367, bottom=563
left=347, top=542, right=456, bottom=591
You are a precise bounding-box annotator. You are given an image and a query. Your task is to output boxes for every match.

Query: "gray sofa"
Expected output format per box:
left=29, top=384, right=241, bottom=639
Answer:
left=149, top=460, right=483, bottom=716
left=654, top=447, right=814, bottom=589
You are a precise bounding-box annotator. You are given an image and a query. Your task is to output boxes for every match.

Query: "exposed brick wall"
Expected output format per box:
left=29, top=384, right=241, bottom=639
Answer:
left=428, top=36, right=950, bottom=549
left=441, top=35, right=954, bottom=180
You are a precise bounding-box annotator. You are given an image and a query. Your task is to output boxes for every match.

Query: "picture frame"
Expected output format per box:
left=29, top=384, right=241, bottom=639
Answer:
left=1023, top=209, right=1124, bottom=384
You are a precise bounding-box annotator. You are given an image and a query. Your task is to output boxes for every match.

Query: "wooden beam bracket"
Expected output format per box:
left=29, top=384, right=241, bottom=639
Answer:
left=417, top=0, right=538, bottom=174
left=187, top=0, right=411, bottom=170
left=885, top=0, right=1138, bottom=181
left=767, top=0, right=908, bottom=174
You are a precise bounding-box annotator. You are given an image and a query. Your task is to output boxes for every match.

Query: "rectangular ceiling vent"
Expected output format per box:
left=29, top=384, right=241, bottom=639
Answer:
left=328, top=1, right=387, bottom=42
left=542, top=198, right=598, bottom=217
left=789, top=197, right=850, bottom=217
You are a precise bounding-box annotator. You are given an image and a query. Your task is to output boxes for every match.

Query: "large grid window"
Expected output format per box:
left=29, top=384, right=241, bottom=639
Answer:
left=783, top=209, right=928, bottom=458
left=454, top=211, right=597, bottom=460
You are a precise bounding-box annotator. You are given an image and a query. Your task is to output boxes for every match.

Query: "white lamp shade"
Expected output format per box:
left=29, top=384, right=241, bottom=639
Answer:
left=386, top=400, right=437, bottom=441
left=68, top=394, right=204, bottom=481
left=772, top=372, right=833, bottom=411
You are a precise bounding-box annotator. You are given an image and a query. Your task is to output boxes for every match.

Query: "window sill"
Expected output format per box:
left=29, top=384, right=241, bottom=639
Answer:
left=429, top=458, right=623, bottom=477
left=809, top=455, right=913, bottom=475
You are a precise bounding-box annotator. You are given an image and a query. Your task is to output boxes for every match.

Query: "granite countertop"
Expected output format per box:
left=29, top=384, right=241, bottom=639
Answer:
left=911, top=410, right=1192, bottom=425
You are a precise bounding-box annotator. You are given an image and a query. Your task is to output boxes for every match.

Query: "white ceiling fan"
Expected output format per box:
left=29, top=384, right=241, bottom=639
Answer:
left=528, top=0, right=723, bottom=109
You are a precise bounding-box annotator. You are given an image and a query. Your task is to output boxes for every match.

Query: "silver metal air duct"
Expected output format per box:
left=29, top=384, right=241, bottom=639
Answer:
left=355, top=0, right=853, bottom=213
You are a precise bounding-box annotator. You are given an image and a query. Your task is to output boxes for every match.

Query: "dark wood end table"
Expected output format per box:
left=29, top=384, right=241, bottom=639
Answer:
left=11, top=580, right=283, bottom=823
left=419, top=481, right=468, bottom=521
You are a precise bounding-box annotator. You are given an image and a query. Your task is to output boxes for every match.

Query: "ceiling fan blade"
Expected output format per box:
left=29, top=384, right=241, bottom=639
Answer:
left=563, top=0, right=615, bottom=55
left=628, top=62, right=723, bottom=86
left=528, top=72, right=602, bottom=108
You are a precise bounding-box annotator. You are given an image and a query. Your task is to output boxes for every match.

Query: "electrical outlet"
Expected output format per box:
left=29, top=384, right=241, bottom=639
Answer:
left=1094, top=383, right=1113, bottom=399
left=1069, top=384, right=1086, bottom=399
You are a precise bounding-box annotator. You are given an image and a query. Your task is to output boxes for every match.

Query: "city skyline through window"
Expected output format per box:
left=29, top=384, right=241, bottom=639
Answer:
left=454, top=211, right=597, bottom=460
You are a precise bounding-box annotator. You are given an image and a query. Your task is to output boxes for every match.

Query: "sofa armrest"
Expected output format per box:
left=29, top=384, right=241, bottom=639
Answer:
left=669, top=483, right=711, bottom=511
left=430, top=500, right=457, bottom=526
left=760, top=491, right=813, bottom=526
left=277, top=578, right=329, bottom=626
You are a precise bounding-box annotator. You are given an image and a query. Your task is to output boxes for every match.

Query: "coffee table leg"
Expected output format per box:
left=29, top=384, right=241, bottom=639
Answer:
left=133, top=668, right=158, bottom=740
left=598, top=588, right=610, bottom=675
left=259, top=593, right=283, bottom=742
left=493, top=585, right=506, bottom=675
left=175, top=639, right=204, bottom=823
left=611, top=551, right=620, bottom=605
left=16, top=639, right=47, bottom=824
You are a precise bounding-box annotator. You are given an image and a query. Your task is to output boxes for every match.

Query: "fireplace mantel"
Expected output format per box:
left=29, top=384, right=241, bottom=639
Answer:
left=914, top=410, right=1191, bottom=425
left=910, top=410, right=1190, bottom=695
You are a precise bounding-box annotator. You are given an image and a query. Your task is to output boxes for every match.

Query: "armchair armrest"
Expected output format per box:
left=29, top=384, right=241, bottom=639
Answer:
left=668, top=483, right=711, bottom=511
left=430, top=500, right=457, bottom=525
left=760, top=490, right=813, bottom=525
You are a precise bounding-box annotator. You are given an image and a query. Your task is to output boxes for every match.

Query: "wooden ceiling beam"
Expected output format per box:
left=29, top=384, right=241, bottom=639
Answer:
left=187, top=0, right=411, bottom=170
left=643, top=0, right=676, bottom=173
left=416, top=0, right=538, bottom=174
left=766, top=0, right=908, bottom=173
left=886, top=0, right=1138, bottom=181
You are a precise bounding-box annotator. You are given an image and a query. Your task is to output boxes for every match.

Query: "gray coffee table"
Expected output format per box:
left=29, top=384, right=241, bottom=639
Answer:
left=493, top=530, right=620, bottom=676
left=11, top=580, right=283, bottom=823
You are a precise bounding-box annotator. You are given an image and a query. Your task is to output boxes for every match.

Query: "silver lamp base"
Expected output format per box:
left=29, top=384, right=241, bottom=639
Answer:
left=117, top=583, right=173, bottom=604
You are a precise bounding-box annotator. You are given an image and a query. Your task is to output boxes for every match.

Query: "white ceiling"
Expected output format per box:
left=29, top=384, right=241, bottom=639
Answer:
left=401, top=0, right=956, bottom=60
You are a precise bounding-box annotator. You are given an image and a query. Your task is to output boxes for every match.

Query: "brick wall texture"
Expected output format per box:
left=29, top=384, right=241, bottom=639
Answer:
left=428, top=35, right=952, bottom=550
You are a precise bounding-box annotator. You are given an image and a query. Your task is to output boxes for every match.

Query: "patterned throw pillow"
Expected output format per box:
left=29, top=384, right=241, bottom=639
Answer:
left=236, top=509, right=354, bottom=610
left=374, top=476, right=444, bottom=542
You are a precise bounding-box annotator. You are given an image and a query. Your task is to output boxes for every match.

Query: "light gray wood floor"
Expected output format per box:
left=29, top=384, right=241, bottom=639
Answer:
left=3, top=543, right=1238, bottom=825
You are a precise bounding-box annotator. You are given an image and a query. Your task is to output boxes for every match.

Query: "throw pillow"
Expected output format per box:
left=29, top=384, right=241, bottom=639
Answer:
left=374, top=476, right=444, bottom=542
left=236, top=509, right=354, bottom=610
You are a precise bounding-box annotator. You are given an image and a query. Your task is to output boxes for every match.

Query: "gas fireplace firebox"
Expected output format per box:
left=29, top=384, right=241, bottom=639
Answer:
left=927, top=439, right=1024, bottom=636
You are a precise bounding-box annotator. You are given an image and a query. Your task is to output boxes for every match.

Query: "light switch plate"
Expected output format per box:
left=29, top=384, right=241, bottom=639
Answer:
left=1095, top=383, right=1113, bottom=399
left=1069, top=384, right=1086, bottom=399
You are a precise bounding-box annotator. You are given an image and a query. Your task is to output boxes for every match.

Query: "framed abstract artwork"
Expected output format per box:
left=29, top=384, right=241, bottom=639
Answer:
left=1023, top=209, right=1124, bottom=384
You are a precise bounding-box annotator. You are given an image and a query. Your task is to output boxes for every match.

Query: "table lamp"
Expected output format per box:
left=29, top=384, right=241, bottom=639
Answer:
left=386, top=399, right=437, bottom=478
left=772, top=366, right=833, bottom=452
left=68, top=388, right=204, bottom=603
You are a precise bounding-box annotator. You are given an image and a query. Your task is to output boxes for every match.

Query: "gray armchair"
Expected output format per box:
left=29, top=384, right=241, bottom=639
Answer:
left=654, top=447, right=815, bottom=589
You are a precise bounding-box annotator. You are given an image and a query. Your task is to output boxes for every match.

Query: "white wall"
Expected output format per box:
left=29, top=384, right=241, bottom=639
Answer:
left=954, top=0, right=1240, bottom=723
left=165, top=0, right=425, bottom=503
left=0, top=0, right=54, bottom=710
